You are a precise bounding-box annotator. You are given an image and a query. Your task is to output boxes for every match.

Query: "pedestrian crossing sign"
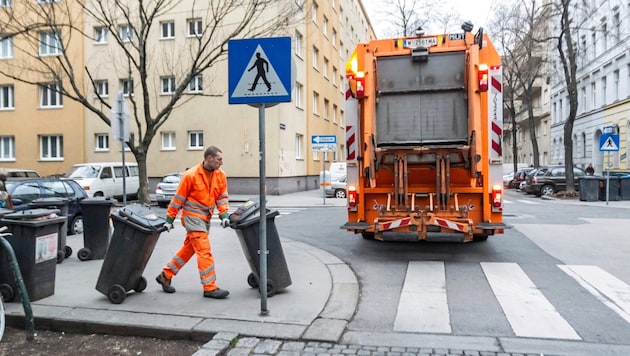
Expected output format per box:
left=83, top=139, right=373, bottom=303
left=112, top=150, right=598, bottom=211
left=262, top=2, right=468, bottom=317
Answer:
left=228, top=37, right=292, bottom=104
left=599, top=133, right=620, bottom=151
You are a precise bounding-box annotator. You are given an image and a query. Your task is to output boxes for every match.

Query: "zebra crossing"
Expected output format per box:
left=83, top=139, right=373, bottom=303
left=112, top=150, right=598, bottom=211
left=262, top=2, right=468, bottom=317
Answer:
left=393, top=261, right=630, bottom=340
left=226, top=206, right=305, bottom=218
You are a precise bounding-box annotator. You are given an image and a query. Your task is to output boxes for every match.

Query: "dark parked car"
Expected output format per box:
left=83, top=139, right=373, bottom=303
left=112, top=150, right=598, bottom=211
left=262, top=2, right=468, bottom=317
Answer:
left=4, top=178, right=88, bottom=235
left=508, top=167, right=535, bottom=189
left=155, top=173, right=182, bottom=208
left=523, top=165, right=586, bottom=197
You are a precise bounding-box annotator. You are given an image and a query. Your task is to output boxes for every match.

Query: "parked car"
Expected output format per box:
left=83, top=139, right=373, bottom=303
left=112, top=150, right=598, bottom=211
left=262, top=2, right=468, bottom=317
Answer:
left=66, top=162, right=139, bottom=199
left=325, top=175, right=347, bottom=198
left=3, top=168, right=40, bottom=178
left=155, top=173, right=182, bottom=208
left=508, top=167, right=535, bottom=189
left=523, top=165, right=586, bottom=197
left=4, top=178, right=88, bottom=235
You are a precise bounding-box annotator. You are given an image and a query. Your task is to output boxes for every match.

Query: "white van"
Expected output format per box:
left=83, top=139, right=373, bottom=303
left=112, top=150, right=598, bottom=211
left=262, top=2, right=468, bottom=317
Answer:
left=320, top=162, right=347, bottom=188
left=67, top=162, right=139, bottom=198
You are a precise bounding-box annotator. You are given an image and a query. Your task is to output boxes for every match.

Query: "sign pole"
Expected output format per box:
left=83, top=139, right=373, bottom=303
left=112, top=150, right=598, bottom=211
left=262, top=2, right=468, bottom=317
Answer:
left=606, top=152, right=611, bottom=205
left=258, top=103, right=269, bottom=315
left=322, top=152, right=326, bottom=205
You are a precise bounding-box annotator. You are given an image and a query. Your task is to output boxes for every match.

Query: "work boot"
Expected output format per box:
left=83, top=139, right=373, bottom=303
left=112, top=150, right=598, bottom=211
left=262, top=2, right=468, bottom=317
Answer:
left=203, top=288, right=229, bottom=299
left=156, top=272, right=175, bottom=293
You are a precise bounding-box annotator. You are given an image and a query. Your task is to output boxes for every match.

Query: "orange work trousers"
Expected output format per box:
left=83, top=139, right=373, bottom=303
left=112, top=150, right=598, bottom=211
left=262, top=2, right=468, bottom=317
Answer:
left=162, top=230, right=217, bottom=292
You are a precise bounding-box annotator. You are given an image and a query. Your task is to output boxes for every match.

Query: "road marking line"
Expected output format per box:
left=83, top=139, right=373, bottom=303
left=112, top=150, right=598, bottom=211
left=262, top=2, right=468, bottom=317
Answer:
left=559, top=265, right=630, bottom=324
left=517, top=200, right=541, bottom=205
left=481, top=262, right=581, bottom=340
left=394, top=261, right=451, bottom=333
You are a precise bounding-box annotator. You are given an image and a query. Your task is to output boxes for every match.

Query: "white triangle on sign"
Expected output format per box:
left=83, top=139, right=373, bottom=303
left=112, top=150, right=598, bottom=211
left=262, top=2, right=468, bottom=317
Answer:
left=602, top=136, right=618, bottom=150
left=232, top=45, right=288, bottom=98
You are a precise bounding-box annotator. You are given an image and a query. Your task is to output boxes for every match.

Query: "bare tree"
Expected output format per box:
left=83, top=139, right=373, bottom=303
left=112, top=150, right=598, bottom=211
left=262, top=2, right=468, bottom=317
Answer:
left=0, top=0, right=300, bottom=202
left=377, top=0, right=433, bottom=37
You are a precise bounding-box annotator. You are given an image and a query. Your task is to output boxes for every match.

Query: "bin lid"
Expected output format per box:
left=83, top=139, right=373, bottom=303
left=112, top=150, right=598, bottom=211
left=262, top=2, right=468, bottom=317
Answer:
left=233, top=208, right=279, bottom=229
left=0, top=208, right=13, bottom=218
left=229, top=199, right=261, bottom=225
left=29, top=197, right=70, bottom=207
left=113, top=203, right=165, bottom=231
left=2, top=208, right=61, bottom=220
left=80, top=197, right=115, bottom=206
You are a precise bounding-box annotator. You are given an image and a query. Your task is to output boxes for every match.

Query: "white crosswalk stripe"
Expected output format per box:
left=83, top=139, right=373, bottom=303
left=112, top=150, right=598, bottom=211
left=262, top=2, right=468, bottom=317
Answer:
left=394, top=261, right=630, bottom=340
left=503, top=199, right=542, bottom=205
left=226, top=207, right=305, bottom=218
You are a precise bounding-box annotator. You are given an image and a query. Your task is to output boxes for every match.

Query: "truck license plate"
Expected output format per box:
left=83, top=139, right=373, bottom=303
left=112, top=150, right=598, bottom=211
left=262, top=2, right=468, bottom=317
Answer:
left=404, top=37, right=438, bottom=48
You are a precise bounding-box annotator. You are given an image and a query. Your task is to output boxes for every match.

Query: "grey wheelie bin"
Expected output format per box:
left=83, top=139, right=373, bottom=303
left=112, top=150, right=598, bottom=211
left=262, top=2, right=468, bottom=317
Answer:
left=29, top=197, right=70, bottom=263
left=620, top=177, right=630, bottom=200
left=579, top=176, right=601, bottom=201
left=0, top=208, right=66, bottom=302
left=95, top=204, right=166, bottom=304
left=78, top=197, right=114, bottom=261
left=229, top=199, right=291, bottom=297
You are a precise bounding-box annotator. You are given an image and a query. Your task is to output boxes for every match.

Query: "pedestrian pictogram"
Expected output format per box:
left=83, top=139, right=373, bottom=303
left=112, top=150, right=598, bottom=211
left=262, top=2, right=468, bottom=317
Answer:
left=228, top=37, right=292, bottom=104
left=599, top=133, right=620, bottom=152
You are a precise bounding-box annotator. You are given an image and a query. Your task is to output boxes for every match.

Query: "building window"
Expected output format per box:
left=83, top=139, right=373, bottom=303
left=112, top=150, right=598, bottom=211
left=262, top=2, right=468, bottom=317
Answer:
left=95, top=133, right=109, bottom=151
left=0, top=136, right=15, bottom=160
left=40, top=82, right=62, bottom=107
left=39, top=30, right=62, bottom=56
left=323, top=57, right=329, bottom=78
left=613, top=70, right=619, bottom=101
left=295, top=134, right=304, bottom=159
left=0, top=85, right=14, bottom=109
left=161, top=21, right=175, bottom=39
left=312, top=46, right=318, bottom=70
left=0, top=0, right=14, bottom=7
left=601, top=22, right=607, bottom=51
left=295, top=82, right=303, bottom=109
left=188, top=75, right=203, bottom=93
left=580, top=86, right=586, bottom=112
left=311, top=2, right=318, bottom=23
left=119, top=25, right=133, bottom=42
left=95, top=80, right=108, bottom=97
left=340, top=109, right=344, bottom=126
left=323, top=16, right=328, bottom=36
left=188, top=131, right=203, bottom=149
left=94, top=26, right=108, bottom=43
left=323, top=98, right=329, bottom=120
left=187, top=18, right=202, bottom=36
left=591, top=82, right=596, bottom=108
left=312, top=92, right=319, bottom=115
left=332, top=104, right=338, bottom=123
left=120, top=78, right=134, bottom=96
left=295, top=31, right=303, bottom=58
left=161, top=132, right=176, bottom=150
left=0, top=36, right=13, bottom=58
left=40, top=135, right=63, bottom=160
left=601, top=77, right=607, bottom=106
left=161, top=76, right=176, bottom=95
left=612, top=12, right=620, bottom=42
left=332, top=29, right=337, bottom=47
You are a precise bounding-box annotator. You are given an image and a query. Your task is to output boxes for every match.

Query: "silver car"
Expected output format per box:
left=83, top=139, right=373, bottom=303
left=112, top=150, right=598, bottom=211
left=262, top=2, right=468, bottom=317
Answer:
left=155, top=173, right=182, bottom=208
left=325, top=175, right=347, bottom=198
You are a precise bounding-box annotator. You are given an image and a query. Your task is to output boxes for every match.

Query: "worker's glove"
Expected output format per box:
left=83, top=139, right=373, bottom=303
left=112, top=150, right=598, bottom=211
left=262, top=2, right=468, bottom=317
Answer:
left=219, top=213, right=230, bottom=229
left=164, top=217, right=175, bottom=232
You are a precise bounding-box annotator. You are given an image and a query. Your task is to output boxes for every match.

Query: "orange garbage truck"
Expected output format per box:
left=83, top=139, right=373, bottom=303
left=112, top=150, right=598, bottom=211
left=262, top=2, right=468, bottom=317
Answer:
left=342, top=26, right=506, bottom=242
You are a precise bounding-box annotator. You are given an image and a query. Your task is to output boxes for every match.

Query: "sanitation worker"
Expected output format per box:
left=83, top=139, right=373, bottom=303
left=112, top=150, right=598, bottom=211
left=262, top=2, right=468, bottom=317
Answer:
left=156, top=146, right=231, bottom=299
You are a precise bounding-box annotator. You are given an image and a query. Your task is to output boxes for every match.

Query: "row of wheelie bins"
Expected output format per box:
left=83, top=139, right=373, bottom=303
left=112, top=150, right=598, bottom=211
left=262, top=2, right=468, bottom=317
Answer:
left=0, top=198, right=290, bottom=304
left=579, top=176, right=630, bottom=201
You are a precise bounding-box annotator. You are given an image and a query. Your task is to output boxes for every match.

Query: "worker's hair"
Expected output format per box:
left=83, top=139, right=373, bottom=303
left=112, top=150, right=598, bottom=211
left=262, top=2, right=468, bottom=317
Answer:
left=204, top=146, right=222, bottom=158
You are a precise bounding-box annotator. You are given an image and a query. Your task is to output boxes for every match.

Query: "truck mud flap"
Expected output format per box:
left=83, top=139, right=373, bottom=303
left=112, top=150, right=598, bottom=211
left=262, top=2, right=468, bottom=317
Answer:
left=475, top=223, right=510, bottom=230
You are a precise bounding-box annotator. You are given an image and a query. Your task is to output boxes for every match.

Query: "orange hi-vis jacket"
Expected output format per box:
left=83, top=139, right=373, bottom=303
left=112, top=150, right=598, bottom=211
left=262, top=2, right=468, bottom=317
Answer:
left=166, top=163, right=229, bottom=232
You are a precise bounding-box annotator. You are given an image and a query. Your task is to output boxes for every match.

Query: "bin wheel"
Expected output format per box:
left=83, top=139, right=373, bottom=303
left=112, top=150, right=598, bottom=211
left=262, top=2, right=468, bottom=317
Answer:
left=0, top=284, right=14, bottom=303
left=134, top=277, right=147, bottom=293
left=77, top=248, right=92, bottom=261
left=107, top=285, right=126, bottom=304
left=56, top=250, right=65, bottom=264
left=64, top=246, right=72, bottom=259
left=247, top=273, right=259, bottom=288
left=259, top=279, right=276, bottom=298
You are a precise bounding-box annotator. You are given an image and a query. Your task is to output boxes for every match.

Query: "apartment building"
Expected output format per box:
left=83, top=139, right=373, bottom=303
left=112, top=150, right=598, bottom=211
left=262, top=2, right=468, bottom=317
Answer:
left=550, top=0, right=630, bottom=174
left=1, top=0, right=374, bottom=194
left=0, top=0, right=86, bottom=176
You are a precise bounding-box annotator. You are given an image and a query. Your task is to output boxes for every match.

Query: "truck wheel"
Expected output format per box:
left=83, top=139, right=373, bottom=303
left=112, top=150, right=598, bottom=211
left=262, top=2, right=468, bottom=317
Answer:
left=473, top=234, right=489, bottom=242
left=540, top=185, right=555, bottom=196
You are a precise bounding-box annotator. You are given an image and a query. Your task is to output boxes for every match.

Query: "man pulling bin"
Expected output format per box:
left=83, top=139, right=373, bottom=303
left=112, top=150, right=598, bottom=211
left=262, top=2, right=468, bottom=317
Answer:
left=156, top=146, right=231, bottom=299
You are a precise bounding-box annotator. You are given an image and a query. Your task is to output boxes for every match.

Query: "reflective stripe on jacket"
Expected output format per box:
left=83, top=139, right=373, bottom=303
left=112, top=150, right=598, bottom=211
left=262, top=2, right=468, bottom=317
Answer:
left=167, top=162, right=229, bottom=232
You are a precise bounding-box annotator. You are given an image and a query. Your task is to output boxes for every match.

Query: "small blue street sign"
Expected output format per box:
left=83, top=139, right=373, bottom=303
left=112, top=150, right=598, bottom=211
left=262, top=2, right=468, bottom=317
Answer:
left=228, top=37, right=292, bottom=104
left=600, top=133, right=620, bottom=152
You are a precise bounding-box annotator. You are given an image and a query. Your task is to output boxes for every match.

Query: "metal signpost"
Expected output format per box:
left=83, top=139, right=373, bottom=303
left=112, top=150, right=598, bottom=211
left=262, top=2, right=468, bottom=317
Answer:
left=312, top=135, right=337, bottom=205
left=111, top=92, right=130, bottom=206
left=599, top=126, right=620, bottom=205
left=228, top=37, right=291, bottom=315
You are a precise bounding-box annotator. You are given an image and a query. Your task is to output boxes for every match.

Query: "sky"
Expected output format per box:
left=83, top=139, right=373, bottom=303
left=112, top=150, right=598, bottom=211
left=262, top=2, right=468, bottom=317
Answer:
left=362, top=0, right=495, bottom=37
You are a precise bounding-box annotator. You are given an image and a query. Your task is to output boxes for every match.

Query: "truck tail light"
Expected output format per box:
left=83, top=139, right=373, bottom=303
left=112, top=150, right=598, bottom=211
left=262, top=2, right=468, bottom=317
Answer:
left=478, top=64, right=488, bottom=92
left=348, top=185, right=357, bottom=207
left=355, top=72, right=365, bottom=98
left=491, top=184, right=502, bottom=208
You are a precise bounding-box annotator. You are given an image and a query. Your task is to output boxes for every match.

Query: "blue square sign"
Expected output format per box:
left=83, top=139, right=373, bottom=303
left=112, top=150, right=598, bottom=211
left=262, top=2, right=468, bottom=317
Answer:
left=228, top=37, right=292, bottom=104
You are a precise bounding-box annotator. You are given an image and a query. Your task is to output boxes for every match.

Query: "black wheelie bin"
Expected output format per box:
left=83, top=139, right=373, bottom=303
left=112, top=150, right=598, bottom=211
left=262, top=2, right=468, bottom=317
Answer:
left=0, top=208, right=66, bottom=302
left=230, top=199, right=291, bottom=297
left=78, top=197, right=114, bottom=261
left=95, top=203, right=166, bottom=304
left=29, top=197, right=70, bottom=263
